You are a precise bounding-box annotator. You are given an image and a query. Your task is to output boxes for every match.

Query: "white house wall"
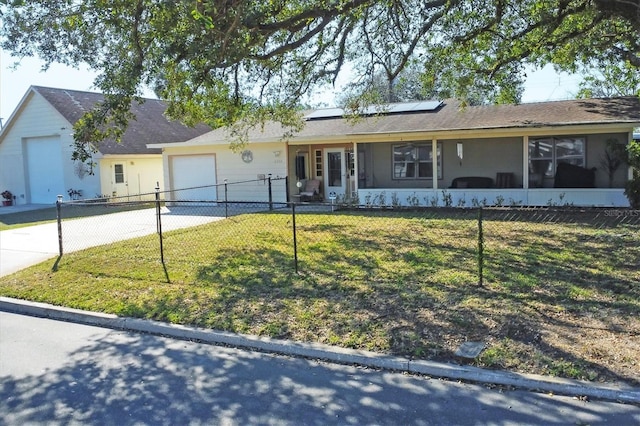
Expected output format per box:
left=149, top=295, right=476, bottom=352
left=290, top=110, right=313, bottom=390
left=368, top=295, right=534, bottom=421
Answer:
left=0, top=92, right=101, bottom=204
left=98, top=155, right=163, bottom=200
left=161, top=142, right=288, bottom=203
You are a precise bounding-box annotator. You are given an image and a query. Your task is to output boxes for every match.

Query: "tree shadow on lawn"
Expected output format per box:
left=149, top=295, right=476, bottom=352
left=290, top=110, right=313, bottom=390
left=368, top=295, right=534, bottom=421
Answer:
left=0, top=207, right=58, bottom=226
left=29, top=208, right=639, bottom=386
left=149, top=210, right=638, bottom=385
left=483, top=223, right=640, bottom=312
left=146, top=223, right=638, bottom=385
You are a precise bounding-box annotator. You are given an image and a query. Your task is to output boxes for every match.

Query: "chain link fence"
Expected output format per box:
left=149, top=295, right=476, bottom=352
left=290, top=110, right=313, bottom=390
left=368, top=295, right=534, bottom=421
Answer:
left=168, top=175, right=289, bottom=205
left=55, top=188, right=640, bottom=287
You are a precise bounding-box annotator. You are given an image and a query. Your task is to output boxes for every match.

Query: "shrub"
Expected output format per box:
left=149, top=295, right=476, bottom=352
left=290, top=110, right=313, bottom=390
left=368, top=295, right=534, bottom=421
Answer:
left=624, top=140, right=640, bottom=208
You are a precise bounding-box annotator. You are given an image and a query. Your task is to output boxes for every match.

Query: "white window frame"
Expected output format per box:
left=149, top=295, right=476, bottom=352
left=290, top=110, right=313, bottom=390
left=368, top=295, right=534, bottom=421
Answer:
left=392, top=142, right=442, bottom=180
left=529, top=137, right=586, bottom=177
left=114, top=163, right=125, bottom=184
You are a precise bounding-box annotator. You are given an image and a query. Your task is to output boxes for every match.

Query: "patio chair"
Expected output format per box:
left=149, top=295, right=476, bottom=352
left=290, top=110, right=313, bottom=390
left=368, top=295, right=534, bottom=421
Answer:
left=299, top=179, right=322, bottom=201
left=495, top=172, right=515, bottom=188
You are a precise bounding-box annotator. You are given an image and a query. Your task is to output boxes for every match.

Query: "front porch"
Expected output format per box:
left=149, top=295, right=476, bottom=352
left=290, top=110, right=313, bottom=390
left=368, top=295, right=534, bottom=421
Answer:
left=288, top=130, right=634, bottom=208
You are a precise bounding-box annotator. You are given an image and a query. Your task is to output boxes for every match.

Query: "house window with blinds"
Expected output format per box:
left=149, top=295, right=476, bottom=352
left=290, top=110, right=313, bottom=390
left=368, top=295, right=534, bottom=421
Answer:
left=392, top=143, right=441, bottom=179
left=529, top=137, right=585, bottom=177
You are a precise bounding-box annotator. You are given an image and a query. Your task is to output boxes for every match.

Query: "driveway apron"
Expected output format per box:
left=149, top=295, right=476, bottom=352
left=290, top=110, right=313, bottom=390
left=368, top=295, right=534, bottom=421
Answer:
left=0, top=207, right=223, bottom=277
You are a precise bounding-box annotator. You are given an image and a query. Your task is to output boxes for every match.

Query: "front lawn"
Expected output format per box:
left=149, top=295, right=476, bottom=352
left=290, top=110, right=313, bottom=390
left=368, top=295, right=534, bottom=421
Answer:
left=1, top=209, right=638, bottom=386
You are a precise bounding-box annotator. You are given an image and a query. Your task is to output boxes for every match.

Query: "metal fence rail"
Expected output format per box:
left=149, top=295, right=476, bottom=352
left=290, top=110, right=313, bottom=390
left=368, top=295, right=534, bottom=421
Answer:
left=166, top=175, right=288, bottom=205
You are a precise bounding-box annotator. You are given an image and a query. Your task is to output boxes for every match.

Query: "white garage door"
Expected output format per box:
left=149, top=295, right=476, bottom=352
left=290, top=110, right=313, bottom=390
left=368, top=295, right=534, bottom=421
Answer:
left=170, top=155, right=217, bottom=201
left=26, top=136, right=66, bottom=204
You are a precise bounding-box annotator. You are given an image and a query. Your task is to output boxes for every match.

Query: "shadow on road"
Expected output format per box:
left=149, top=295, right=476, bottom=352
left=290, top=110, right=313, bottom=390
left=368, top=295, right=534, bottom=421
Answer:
left=1, top=320, right=636, bottom=425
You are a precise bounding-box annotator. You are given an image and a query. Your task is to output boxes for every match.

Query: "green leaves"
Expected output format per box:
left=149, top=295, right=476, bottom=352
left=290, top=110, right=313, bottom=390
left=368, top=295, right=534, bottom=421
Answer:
left=1, top=0, right=639, bottom=163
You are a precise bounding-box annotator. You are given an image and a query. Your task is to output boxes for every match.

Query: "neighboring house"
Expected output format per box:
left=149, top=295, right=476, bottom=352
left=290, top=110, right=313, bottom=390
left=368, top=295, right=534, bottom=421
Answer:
left=151, top=97, right=640, bottom=207
left=0, top=86, right=210, bottom=205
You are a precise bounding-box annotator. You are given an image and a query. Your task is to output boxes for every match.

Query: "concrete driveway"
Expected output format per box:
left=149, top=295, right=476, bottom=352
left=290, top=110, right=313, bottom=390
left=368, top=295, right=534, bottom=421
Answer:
left=0, top=206, right=225, bottom=277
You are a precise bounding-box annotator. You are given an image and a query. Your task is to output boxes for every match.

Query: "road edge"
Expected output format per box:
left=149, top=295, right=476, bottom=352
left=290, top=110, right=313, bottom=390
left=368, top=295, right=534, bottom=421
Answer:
left=1, top=296, right=638, bottom=405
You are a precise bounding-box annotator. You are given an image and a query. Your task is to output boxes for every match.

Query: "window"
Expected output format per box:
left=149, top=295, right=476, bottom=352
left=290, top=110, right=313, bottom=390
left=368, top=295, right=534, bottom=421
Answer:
left=295, top=154, right=307, bottom=180
left=529, top=137, right=585, bottom=177
left=346, top=149, right=355, bottom=177
left=315, top=150, right=322, bottom=177
left=393, top=143, right=441, bottom=179
left=327, top=151, right=342, bottom=186
left=114, top=164, right=125, bottom=184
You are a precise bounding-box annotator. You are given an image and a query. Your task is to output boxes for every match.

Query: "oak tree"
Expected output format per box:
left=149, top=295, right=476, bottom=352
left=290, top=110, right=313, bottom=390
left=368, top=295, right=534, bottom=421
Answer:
left=1, top=0, right=638, bottom=160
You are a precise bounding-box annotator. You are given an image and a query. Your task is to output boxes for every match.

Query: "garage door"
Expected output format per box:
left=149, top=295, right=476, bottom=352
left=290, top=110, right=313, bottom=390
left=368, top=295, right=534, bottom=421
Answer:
left=170, top=155, right=217, bottom=201
left=26, top=136, right=66, bottom=204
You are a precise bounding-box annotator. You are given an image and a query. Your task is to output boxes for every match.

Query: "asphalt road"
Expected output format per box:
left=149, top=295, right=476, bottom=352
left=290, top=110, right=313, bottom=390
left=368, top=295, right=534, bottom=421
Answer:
left=2, top=311, right=638, bottom=425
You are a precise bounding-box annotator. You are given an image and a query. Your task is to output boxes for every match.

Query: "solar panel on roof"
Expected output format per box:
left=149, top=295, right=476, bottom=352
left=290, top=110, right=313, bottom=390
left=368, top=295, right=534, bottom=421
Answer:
left=304, top=100, right=443, bottom=120
left=304, top=108, right=345, bottom=120
left=389, top=101, right=443, bottom=113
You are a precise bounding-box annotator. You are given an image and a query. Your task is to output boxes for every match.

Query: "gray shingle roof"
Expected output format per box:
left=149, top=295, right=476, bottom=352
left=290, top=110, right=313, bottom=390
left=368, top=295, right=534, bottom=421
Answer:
left=305, top=97, right=640, bottom=135
left=183, top=96, right=640, bottom=145
left=33, top=86, right=211, bottom=154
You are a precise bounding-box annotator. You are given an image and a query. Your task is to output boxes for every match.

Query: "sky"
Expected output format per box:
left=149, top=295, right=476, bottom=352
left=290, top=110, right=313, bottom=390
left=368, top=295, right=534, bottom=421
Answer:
left=0, top=49, right=583, bottom=126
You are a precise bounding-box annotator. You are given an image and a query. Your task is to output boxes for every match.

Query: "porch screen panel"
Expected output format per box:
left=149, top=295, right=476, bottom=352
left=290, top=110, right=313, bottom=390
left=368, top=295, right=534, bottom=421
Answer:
left=529, top=138, right=553, bottom=177
left=394, top=145, right=415, bottom=178
left=295, top=155, right=306, bottom=180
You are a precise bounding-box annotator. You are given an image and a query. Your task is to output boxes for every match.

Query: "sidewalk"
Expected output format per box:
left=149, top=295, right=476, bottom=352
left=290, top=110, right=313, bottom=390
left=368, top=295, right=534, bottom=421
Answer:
left=1, top=296, right=638, bottom=405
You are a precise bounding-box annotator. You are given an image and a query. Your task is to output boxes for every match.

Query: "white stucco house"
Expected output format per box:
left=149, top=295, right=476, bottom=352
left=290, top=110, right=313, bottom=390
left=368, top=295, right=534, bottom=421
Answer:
left=149, top=132, right=289, bottom=203
left=149, top=97, right=640, bottom=207
left=0, top=86, right=210, bottom=205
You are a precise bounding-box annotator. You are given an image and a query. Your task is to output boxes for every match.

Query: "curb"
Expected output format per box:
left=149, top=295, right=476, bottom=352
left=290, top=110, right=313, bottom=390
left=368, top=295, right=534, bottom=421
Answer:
left=2, top=296, right=638, bottom=405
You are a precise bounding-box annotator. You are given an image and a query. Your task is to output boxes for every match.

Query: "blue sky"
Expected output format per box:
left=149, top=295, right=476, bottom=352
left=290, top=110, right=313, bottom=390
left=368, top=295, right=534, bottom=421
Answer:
left=1, top=49, right=583, bottom=126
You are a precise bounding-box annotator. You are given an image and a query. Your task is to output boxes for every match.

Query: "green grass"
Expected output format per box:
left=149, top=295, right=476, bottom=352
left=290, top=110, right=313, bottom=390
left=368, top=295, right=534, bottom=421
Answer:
left=1, top=208, right=639, bottom=385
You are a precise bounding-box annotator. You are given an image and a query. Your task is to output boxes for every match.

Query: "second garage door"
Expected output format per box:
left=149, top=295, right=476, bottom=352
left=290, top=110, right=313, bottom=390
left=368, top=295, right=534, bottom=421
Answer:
left=170, top=155, right=217, bottom=201
left=26, top=136, right=66, bottom=204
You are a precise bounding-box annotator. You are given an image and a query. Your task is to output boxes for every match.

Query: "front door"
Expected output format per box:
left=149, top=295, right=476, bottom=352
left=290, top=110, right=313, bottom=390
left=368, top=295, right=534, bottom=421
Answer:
left=324, top=148, right=346, bottom=199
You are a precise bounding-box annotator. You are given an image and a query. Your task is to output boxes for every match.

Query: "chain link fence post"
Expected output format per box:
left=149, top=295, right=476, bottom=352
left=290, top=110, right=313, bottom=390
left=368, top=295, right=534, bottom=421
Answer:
left=56, top=195, right=63, bottom=257
left=224, top=179, right=229, bottom=218
left=477, top=207, right=484, bottom=287
left=155, top=183, right=164, bottom=265
left=268, top=174, right=273, bottom=211
left=292, top=202, right=298, bottom=273
left=156, top=183, right=171, bottom=283
left=285, top=176, right=290, bottom=202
